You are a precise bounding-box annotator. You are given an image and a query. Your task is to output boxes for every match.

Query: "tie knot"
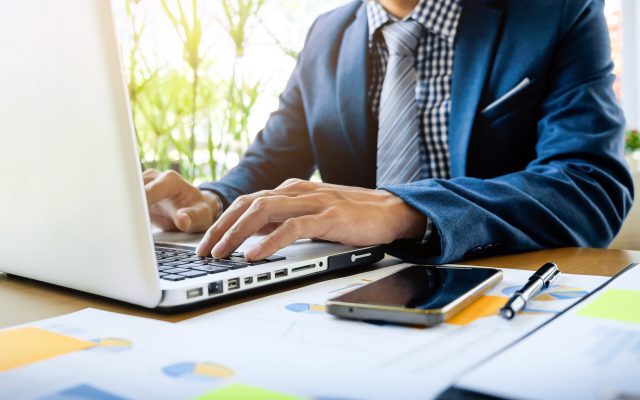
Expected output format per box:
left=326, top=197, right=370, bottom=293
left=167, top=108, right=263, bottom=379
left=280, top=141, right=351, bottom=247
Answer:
left=381, top=19, right=423, bottom=57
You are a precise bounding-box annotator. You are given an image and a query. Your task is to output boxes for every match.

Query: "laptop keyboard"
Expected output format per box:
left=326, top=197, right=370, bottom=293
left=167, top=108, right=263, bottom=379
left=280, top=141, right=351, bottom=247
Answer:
left=155, top=246, right=286, bottom=282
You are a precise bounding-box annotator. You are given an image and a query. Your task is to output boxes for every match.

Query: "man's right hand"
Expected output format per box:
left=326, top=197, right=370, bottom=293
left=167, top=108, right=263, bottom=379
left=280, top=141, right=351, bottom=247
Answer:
left=143, top=169, right=219, bottom=233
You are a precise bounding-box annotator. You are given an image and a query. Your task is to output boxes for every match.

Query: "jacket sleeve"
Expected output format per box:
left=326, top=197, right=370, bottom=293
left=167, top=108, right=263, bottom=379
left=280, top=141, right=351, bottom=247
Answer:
left=199, top=24, right=318, bottom=206
left=383, top=0, right=634, bottom=264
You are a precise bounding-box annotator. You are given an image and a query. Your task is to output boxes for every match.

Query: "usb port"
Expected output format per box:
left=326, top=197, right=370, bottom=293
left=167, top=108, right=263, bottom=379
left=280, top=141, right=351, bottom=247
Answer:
left=292, top=264, right=315, bottom=273
left=244, top=276, right=253, bottom=285
left=186, top=287, right=203, bottom=299
left=208, top=281, right=223, bottom=295
left=257, top=272, right=271, bottom=282
left=274, top=269, right=288, bottom=278
left=227, top=278, right=240, bottom=290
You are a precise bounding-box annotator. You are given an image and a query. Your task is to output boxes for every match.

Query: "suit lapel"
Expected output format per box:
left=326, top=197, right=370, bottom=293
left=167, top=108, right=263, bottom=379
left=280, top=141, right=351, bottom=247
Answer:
left=335, top=4, right=376, bottom=187
left=449, top=0, right=504, bottom=177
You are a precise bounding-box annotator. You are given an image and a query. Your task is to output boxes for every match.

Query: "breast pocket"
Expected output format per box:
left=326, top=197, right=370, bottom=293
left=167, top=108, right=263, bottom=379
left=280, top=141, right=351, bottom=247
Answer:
left=481, top=78, right=541, bottom=123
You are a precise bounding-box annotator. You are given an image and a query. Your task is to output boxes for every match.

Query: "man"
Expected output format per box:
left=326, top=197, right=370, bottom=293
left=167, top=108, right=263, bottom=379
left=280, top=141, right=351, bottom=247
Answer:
left=144, top=0, right=633, bottom=264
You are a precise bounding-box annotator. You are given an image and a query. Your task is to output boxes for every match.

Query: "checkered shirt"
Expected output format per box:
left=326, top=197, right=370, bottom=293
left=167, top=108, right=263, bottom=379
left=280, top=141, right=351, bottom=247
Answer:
left=366, top=0, right=462, bottom=180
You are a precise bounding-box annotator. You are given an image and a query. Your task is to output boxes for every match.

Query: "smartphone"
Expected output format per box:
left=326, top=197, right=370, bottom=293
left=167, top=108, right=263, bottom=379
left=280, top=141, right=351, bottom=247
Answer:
left=326, top=265, right=503, bottom=326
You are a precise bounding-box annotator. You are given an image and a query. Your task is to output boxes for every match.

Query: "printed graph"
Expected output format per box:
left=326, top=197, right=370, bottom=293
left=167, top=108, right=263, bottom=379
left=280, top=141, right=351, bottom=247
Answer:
left=285, top=303, right=326, bottom=314
left=41, top=384, right=127, bottom=400
left=89, top=338, right=132, bottom=352
left=502, top=284, right=589, bottom=301
left=162, top=362, right=234, bottom=381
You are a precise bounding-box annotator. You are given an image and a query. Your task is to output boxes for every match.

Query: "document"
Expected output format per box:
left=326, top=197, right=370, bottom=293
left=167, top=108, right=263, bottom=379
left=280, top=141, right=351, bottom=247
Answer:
left=182, top=264, right=607, bottom=398
left=0, top=266, right=607, bottom=399
left=454, top=263, right=640, bottom=400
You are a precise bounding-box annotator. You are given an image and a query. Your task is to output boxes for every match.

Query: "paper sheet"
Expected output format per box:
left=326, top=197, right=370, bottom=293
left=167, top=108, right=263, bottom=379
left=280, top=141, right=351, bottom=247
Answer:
left=455, top=264, right=640, bottom=400
left=181, top=265, right=607, bottom=398
left=0, top=266, right=607, bottom=399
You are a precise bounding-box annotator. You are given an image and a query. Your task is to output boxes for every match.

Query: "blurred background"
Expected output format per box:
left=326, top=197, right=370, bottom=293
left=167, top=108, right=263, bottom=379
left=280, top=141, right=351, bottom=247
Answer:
left=114, top=0, right=640, bottom=248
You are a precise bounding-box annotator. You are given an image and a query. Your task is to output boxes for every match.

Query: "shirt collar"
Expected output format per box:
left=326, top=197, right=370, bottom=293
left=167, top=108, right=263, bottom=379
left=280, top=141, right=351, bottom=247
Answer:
left=365, top=0, right=462, bottom=46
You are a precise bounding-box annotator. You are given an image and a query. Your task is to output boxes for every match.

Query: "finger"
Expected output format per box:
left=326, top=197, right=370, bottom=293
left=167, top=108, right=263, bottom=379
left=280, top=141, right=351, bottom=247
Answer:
left=244, top=215, right=324, bottom=260
left=174, top=203, right=214, bottom=233
left=210, top=196, right=322, bottom=259
left=149, top=208, right=177, bottom=231
left=144, top=171, right=182, bottom=207
left=256, top=222, right=281, bottom=235
left=142, top=169, right=160, bottom=185
left=196, top=191, right=272, bottom=256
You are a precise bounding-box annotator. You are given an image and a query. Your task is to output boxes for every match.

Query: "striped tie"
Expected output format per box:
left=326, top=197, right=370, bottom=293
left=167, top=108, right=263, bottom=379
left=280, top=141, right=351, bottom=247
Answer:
left=376, top=19, right=423, bottom=186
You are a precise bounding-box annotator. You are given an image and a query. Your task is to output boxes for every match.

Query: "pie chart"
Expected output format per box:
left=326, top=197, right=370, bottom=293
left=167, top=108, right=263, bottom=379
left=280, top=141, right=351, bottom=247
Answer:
left=162, top=362, right=234, bottom=381
left=90, top=338, right=132, bottom=352
left=285, top=303, right=326, bottom=314
left=501, top=284, right=588, bottom=301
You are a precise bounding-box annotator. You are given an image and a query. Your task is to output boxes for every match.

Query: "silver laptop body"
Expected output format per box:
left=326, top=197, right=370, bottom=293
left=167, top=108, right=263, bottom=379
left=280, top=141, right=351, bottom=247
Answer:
left=0, top=0, right=383, bottom=308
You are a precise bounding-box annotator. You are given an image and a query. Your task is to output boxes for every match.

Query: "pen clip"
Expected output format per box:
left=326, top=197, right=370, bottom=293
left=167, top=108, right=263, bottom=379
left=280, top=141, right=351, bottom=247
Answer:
left=544, top=268, right=561, bottom=288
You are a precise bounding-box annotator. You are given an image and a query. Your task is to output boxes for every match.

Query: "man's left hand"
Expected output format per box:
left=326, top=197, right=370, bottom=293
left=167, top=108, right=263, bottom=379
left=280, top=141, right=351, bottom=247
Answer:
left=196, top=179, right=427, bottom=260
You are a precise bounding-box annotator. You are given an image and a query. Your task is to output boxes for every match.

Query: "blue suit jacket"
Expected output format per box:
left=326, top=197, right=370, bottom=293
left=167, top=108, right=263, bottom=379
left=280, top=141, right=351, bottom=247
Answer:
left=201, top=0, right=634, bottom=264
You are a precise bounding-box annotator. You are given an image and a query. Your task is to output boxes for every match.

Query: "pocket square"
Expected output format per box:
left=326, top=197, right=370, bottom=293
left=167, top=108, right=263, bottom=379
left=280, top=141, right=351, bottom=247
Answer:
left=482, top=77, right=531, bottom=114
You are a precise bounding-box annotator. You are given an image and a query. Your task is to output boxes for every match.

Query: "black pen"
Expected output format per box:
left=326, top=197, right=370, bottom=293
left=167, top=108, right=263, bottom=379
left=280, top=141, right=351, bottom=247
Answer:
left=499, top=262, right=561, bottom=319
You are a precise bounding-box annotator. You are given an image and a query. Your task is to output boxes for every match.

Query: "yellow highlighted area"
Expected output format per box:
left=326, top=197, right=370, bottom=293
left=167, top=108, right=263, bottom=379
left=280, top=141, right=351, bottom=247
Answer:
left=577, top=289, right=640, bottom=324
left=194, top=362, right=235, bottom=378
left=0, top=327, right=95, bottom=372
left=196, top=384, right=300, bottom=400
left=448, top=295, right=506, bottom=326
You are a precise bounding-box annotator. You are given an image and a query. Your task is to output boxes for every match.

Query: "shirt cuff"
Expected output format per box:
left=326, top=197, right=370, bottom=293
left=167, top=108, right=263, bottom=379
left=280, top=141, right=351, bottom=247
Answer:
left=201, top=189, right=225, bottom=221
left=420, top=216, right=433, bottom=245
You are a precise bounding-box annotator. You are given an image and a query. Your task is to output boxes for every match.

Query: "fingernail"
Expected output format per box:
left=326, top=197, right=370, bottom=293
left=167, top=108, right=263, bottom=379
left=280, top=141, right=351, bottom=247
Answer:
left=212, top=240, right=227, bottom=258
left=244, top=245, right=261, bottom=260
left=178, top=212, right=191, bottom=229
left=195, top=241, right=206, bottom=256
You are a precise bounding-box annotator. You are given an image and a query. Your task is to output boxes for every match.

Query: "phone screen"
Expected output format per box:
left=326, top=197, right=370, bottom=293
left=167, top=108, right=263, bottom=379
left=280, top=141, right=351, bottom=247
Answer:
left=331, top=265, right=500, bottom=310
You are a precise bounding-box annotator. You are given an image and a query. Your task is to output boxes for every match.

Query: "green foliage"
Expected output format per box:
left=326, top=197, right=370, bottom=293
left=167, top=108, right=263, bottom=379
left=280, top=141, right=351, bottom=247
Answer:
left=125, top=0, right=266, bottom=183
left=123, top=0, right=344, bottom=183
left=627, top=129, right=640, bottom=153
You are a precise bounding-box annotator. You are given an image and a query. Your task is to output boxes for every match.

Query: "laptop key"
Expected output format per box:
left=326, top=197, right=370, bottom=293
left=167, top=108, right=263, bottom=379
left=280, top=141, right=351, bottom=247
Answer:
left=161, top=274, right=186, bottom=281
left=180, top=263, right=205, bottom=269
left=227, top=262, right=249, bottom=270
left=191, top=265, right=229, bottom=274
left=164, top=267, right=190, bottom=274
left=178, top=270, right=208, bottom=278
left=165, top=261, right=188, bottom=267
left=265, top=255, right=286, bottom=262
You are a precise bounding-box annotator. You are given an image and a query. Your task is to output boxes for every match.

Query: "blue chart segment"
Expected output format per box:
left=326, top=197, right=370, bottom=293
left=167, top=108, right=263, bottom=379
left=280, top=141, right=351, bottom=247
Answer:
left=41, top=384, right=127, bottom=400
left=501, top=284, right=589, bottom=301
left=162, top=362, right=234, bottom=381
left=285, top=303, right=326, bottom=314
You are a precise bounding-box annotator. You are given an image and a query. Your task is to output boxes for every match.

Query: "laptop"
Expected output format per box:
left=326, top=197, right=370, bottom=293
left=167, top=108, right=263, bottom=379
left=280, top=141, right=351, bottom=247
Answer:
left=0, top=0, right=384, bottom=308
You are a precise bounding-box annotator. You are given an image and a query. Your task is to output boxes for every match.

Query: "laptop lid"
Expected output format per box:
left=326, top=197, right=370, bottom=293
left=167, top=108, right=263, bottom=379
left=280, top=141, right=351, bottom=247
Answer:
left=0, top=0, right=161, bottom=307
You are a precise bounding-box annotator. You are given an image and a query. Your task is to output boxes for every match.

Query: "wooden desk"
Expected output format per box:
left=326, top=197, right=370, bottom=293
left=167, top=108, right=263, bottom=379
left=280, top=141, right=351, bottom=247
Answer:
left=1, top=247, right=639, bottom=329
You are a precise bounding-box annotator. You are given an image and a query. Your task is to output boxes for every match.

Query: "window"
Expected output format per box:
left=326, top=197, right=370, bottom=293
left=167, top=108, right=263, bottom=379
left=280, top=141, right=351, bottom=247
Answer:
left=606, top=0, right=640, bottom=130
left=117, top=0, right=347, bottom=184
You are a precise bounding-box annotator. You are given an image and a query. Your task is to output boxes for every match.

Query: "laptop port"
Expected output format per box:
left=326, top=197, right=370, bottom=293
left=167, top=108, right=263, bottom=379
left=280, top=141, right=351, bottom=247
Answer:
left=227, top=278, right=240, bottom=291
left=186, top=287, right=203, bottom=299
left=257, top=272, right=271, bottom=282
left=292, top=264, right=315, bottom=273
left=208, top=281, right=223, bottom=295
left=274, top=269, right=288, bottom=278
left=244, top=276, right=253, bottom=285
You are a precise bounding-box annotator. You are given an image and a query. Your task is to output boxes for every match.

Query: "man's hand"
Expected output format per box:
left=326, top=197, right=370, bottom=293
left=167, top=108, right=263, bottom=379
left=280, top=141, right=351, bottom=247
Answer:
left=196, top=179, right=427, bottom=260
left=143, top=169, right=219, bottom=233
